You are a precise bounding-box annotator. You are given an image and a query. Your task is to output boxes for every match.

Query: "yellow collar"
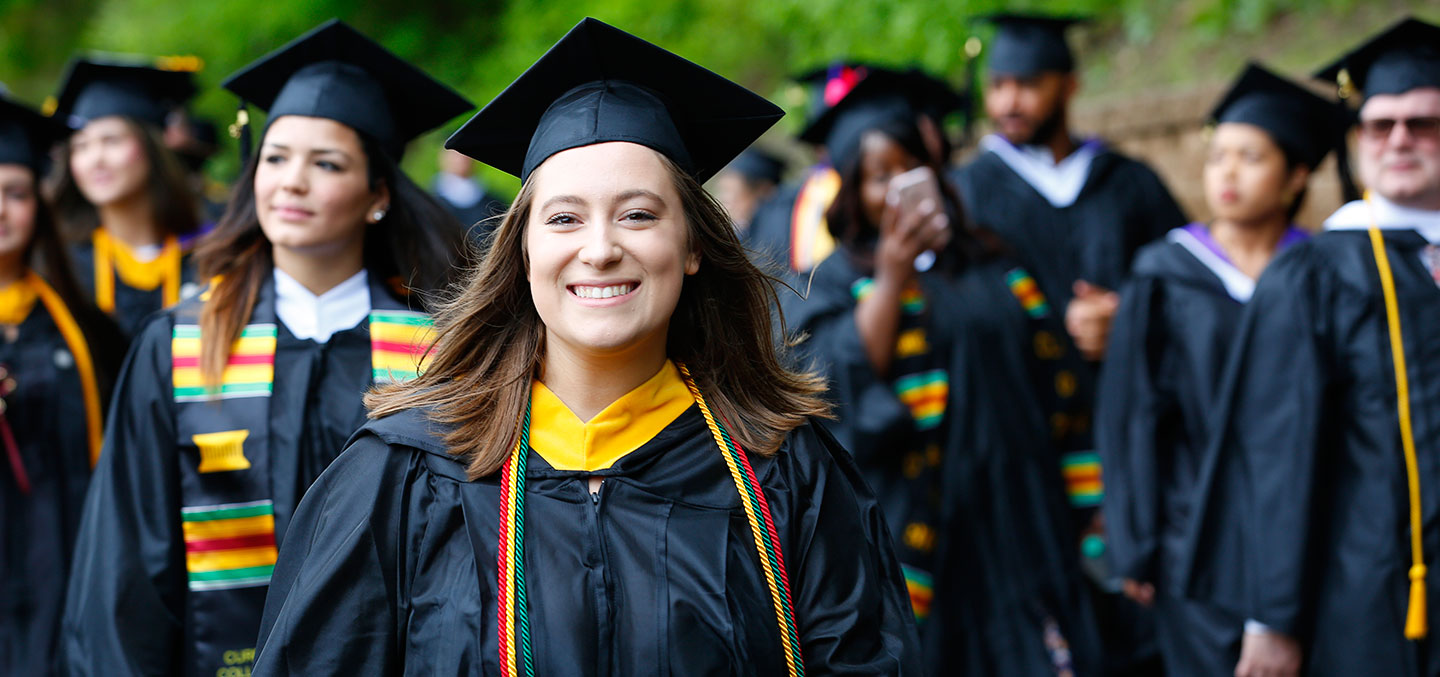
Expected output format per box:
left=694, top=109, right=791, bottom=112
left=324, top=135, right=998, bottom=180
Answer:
left=0, top=276, right=38, bottom=325
left=529, top=360, right=694, bottom=472
left=96, top=228, right=181, bottom=291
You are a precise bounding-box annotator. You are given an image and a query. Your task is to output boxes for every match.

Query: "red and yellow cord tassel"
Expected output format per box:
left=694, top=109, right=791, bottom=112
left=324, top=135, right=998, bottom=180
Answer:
left=497, top=404, right=535, bottom=676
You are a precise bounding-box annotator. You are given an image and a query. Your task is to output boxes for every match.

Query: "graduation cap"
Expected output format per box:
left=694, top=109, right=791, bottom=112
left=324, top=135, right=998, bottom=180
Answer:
left=52, top=56, right=197, bottom=130
left=0, top=91, right=68, bottom=173
left=724, top=148, right=786, bottom=185
left=1210, top=63, right=1353, bottom=168
left=1314, top=17, right=1440, bottom=101
left=799, top=68, right=955, bottom=172
left=975, top=13, right=1087, bottom=77
left=221, top=19, right=473, bottom=158
left=445, top=17, right=783, bottom=184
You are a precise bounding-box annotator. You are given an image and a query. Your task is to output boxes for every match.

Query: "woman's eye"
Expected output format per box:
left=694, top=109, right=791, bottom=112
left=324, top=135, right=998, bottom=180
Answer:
left=316, top=160, right=341, bottom=172
left=546, top=213, right=578, bottom=226
left=621, top=210, right=656, bottom=222
left=263, top=154, right=285, bottom=165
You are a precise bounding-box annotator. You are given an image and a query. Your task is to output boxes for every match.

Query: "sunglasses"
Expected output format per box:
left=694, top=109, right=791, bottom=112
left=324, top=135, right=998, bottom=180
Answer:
left=1358, top=116, right=1440, bottom=141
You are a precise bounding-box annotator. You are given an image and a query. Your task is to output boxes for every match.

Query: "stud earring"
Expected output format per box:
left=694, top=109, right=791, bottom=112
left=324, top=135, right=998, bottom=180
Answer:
left=372, top=209, right=387, bottom=221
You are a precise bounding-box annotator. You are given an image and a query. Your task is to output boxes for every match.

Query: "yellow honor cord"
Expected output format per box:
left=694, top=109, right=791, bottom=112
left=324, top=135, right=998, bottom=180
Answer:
left=92, top=229, right=183, bottom=311
left=1365, top=193, right=1427, bottom=639
left=28, top=272, right=104, bottom=466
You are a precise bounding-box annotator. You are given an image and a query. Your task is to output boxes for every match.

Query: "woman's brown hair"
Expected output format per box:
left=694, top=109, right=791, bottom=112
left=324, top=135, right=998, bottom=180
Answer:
left=52, top=117, right=199, bottom=241
left=191, top=128, right=465, bottom=385
left=367, top=152, right=831, bottom=479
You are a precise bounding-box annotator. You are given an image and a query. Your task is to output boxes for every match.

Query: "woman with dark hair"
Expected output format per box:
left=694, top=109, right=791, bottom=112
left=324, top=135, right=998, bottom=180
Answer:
left=784, top=69, right=1105, bottom=674
left=60, top=20, right=471, bottom=677
left=251, top=18, right=919, bottom=675
left=0, top=93, right=125, bottom=677
left=50, top=57, right=202, bottom=338
left=1096, top=63, right=1351, bottom=677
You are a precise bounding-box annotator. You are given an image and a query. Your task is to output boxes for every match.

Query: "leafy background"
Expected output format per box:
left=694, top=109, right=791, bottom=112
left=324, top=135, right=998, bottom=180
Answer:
left=1, top=0, right=1434, bottom=197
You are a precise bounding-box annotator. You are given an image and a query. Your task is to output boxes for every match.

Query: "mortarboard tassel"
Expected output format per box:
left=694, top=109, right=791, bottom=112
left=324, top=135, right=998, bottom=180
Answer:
left=229, top=103, right=252, bottom=163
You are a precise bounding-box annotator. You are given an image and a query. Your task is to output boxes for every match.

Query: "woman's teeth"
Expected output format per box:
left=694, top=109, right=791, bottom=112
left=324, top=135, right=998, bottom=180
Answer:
left=573, top=284, right=635, bottom=299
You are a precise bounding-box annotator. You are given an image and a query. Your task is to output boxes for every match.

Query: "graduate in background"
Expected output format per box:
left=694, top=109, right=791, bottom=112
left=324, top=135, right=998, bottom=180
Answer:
left=784, top=69, right=1102, bottom=675
left=0, top=91, right=125, bottom=677
left=253, top=18, right=920, bottom=675
left=1183, top=17, right=1440, bottom=677
left=50, top=57, right=202, bottom=338
left=432, top=146, right=508, bottom=241
left=714, top=147, right=784, bottom=236
left=60, top=20, right=470, bottom=677
left=1096, top=63, right=1351, bottom=677
left=953, top=14, right=1186, bottom=363
left=746, top=63, right=962, bottom=275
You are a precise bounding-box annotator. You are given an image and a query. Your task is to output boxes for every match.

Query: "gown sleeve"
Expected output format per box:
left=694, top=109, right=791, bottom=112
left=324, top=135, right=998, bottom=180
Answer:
left=783, top=258, right=911, bottom=461
left=253, top=433, right=417, bottom=675
left=1189, top=246, right=1330, bottom=633
left=777, top=422, right=923, bottom=675
left=1095, top=275, right=1164, bottom=582
left=60, top=315, right=185, bottom=676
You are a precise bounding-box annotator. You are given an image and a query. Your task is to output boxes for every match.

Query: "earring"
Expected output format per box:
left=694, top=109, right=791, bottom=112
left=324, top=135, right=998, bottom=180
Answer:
left=372, top=208, right=387, bottom=222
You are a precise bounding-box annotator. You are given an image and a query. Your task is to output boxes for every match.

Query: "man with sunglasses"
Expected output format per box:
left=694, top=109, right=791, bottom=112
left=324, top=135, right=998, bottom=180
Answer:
left=1178, top=16, right=1440, bottom=677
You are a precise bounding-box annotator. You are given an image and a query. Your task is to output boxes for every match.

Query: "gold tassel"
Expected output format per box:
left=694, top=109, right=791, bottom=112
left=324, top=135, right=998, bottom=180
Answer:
left=1407, top=565, right=1428, bottom=639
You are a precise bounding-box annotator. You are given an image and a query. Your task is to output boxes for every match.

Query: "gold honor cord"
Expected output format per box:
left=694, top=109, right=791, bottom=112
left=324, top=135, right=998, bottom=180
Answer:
left=1365, top=193, right=1427, bottom=639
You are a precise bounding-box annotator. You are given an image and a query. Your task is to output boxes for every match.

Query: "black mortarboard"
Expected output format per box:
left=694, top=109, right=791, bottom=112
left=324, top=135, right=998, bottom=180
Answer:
left=799, top=68, right=955, bottom=172
left=1314, top=17, right=1440, bottom=102
left=725, top=148, right=786, bottom=185
left=445, top=18, right=783, bottom=184
left=0, top=91, right=67, bottom=173
left=52, top=56, right=197, bottom=130
left=221, top=19, right=473, bottom=158
left=1210, top=63, right=1353, bottom=168
left=977, top=13, right=1087, bottom=77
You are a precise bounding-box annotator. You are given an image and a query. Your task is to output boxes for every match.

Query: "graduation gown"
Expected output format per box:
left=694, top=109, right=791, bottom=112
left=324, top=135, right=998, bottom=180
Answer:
left=252, top=365, right=921, bottom=675
left=1, top=277, right=117, bottom=677
left=1183, top=217, right=1440, bottom=676
left=744, top=167, right=840, bottom=274
left=1096, top=226, right=1310, bottom=676
left=785, top=248, right=1102, bottom=675
left=60, top=270, right=430, bottom=677
left=950, top=143, right=1186, bottom=312
left=69, top=230, right=199, bottom=339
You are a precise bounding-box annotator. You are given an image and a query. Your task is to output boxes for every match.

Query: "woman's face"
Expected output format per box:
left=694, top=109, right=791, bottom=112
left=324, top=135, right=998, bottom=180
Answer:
left=0, top=164, right=38, bottom=263
left=525, top=141, right=699, bottom=361
left=254, top=115, right=388, bottom=258
left=1204, top=122, right=1308, bottom=224
left=858, top=131, right=921, bottom=228
left=68, top=116, right=150, bottom=207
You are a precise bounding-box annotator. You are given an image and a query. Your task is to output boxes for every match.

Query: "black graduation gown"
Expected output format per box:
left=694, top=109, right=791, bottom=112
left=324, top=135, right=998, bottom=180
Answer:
left=949, top=147, right=1186, bottom=312
left=69, top=237, right=199, bottom=339
left=1, top=297, right=116, bottom=676
left=60, top=273, right=404, bottom=677
left=1183, top=229, right=1440, bottom=676
left=1096, top=236, right=1248, bottom=675
left=252, top=406, right=922, bottom=675
left=785, top=249, right=1102, bottom=675
left=745, top=180, right=803, bottom=272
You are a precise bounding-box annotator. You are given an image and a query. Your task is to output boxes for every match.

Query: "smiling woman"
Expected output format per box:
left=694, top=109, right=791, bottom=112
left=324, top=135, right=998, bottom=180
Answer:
left=59, top=20, right=473, bottom=677
left=250, top=17, right=922, bottom=677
